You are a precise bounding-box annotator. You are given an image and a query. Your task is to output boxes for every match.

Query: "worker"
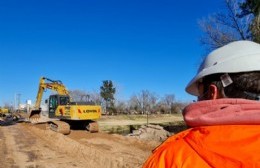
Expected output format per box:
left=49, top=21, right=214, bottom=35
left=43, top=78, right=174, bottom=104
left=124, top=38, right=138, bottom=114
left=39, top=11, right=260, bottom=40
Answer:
left=143, top=40, right=260, bottom=168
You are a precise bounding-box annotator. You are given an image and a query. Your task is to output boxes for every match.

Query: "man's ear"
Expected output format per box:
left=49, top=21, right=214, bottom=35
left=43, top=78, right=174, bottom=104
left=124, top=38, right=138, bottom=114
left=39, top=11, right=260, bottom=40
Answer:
left=209, top=84, right=219, bottom=100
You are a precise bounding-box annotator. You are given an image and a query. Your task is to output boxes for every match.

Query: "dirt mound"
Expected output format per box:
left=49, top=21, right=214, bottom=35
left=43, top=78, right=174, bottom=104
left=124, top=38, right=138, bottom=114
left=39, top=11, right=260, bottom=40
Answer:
left=1, top=114, right=184, bottom=168
left=29, top=127, right=122, bottom=167
left=25, top=124, right=159, bottom=168
left=127, top=124, right=172, bottom=142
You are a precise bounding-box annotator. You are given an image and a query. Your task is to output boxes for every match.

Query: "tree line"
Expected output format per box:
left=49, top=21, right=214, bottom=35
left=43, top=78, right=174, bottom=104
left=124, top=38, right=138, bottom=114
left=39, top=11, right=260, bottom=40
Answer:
left=69, top=80, right=189, bottom=115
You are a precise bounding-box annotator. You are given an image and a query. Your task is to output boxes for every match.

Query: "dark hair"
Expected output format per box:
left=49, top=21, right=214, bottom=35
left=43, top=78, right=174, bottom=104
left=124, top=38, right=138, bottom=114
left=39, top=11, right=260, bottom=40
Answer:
left=202, top=72, right=260, bottom=100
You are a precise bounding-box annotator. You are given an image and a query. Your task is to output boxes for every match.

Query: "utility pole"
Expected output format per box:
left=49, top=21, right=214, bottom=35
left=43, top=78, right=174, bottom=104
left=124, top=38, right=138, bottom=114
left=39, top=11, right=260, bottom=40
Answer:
left=14, top=93, right=16, bottom=111
left=17, top=93, right=21, bottom=110
left=14, top=93, right=21, bottom=111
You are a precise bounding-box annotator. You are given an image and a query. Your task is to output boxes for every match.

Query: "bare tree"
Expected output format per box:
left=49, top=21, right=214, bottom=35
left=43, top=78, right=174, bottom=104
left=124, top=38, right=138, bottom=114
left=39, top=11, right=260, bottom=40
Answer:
left=129, top=90, right=158, bottom=114
left=89, top=90, right=103, bottom=105
left=115, top=101, right=128, bottom=114
left=129, top=95, right=143, bottom=114
left=160, top=94, right=175, bottom=114
left=199, top=0, right=252, bottom=50
left=69, top=89, right=101, bottom=105
left=69, top=90, right=87, bottom=102
left=128, top=96, right=140, bottom=114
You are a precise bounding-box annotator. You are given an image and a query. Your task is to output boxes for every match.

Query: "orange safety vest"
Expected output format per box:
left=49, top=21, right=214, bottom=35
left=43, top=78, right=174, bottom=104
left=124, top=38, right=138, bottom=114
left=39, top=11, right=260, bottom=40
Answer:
left=143, top=125, right=260, bottom=168
left=143, top=99, right=260, bottom=168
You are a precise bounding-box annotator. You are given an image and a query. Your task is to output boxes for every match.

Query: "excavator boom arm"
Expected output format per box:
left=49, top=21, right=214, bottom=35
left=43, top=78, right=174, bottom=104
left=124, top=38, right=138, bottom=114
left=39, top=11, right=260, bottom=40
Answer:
left=34, top=77, right=69, bottom=109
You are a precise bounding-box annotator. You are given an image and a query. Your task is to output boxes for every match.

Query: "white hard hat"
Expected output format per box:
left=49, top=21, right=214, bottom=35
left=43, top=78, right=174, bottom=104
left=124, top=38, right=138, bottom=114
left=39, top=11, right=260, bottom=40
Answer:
left=186, top=40, right=260, bottom=96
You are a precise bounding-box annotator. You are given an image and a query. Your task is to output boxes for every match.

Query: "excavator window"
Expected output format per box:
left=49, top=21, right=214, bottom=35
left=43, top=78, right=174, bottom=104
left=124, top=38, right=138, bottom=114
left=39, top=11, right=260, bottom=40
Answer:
left=48, top=95, right=58, bottom=118
left=60, top=96, right=70, bottom=105
left=49, top=96, right=58, bottom=109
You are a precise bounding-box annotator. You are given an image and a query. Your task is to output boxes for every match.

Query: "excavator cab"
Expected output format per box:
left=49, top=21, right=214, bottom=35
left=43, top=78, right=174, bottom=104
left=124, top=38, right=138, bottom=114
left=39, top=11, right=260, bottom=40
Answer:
left=48, top=94, right=70, bottom=118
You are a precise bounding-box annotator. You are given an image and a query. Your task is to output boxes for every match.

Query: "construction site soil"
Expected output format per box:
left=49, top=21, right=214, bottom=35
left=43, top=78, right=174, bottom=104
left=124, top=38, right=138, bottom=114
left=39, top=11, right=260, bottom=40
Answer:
left=0, top=114, right=185, bottom=168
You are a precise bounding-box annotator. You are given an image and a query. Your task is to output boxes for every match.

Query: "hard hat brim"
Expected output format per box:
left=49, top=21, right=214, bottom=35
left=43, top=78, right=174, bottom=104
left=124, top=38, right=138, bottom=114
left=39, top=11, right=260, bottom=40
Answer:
left=186, top=41, right=260, bottom=96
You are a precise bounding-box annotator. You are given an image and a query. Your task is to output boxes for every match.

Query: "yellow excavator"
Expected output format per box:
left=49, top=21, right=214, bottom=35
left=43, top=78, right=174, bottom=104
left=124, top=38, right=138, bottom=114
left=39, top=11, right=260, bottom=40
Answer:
left=0, top=107, right=9, bottom=117
left=29, top=77, right=101, bottom=134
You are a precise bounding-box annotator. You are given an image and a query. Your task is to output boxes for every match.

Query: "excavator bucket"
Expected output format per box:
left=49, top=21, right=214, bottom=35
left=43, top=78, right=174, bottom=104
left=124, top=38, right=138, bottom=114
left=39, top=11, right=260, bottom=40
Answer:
left=29, top=109, right=41, bottom=121
left=28, top=109, right=52, bottom=124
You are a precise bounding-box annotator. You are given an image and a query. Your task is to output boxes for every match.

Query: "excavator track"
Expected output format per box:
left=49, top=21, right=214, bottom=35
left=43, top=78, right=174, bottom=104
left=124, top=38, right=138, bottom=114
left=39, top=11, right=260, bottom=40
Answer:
left=48, top=120, right=70, bottom=135
left=86, top=121, right=99, bottom=133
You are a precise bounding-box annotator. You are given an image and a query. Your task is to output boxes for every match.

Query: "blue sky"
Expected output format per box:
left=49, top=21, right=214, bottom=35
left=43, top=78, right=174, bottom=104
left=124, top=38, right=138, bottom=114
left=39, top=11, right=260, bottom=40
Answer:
left=0, top=0, right=223, bottom=106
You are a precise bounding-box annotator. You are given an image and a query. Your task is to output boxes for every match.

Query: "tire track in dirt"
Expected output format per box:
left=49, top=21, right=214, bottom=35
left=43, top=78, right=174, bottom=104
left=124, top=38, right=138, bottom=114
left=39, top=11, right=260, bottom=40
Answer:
left=1, top=124, right=93, bottom=168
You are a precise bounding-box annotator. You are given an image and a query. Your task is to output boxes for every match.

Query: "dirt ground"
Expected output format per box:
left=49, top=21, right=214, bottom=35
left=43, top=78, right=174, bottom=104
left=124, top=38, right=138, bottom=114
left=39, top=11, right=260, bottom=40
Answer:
left=0, top=115, right=184, bottom=168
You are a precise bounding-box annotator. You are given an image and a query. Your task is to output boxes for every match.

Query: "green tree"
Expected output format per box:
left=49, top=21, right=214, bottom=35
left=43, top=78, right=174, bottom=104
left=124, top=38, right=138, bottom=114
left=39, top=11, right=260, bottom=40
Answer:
left=239, top=0, right=260, bottom=43
left=240, top=0, right=260, bottom=16
left=100, top=80, right=116, bottom=114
